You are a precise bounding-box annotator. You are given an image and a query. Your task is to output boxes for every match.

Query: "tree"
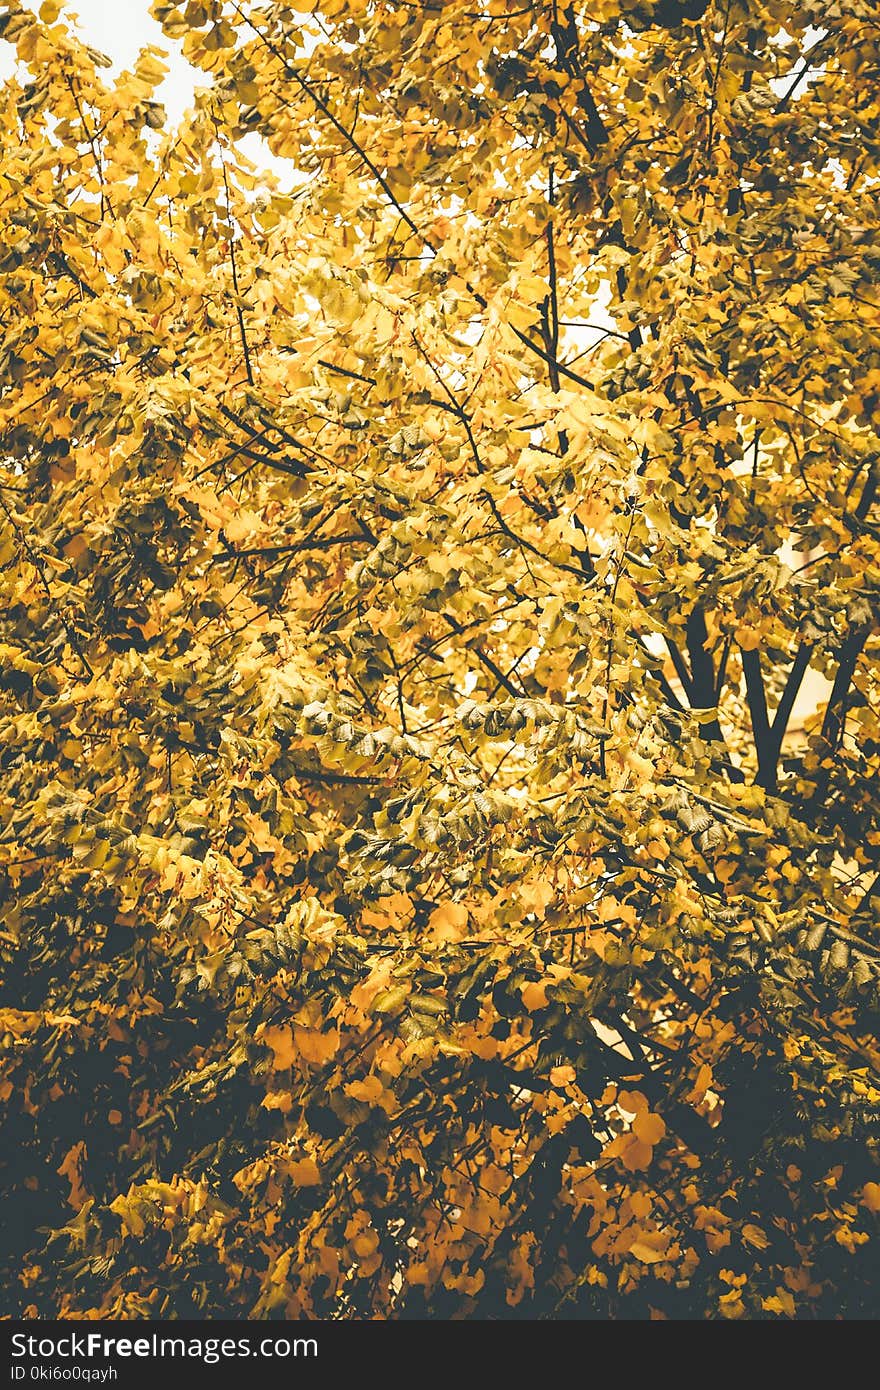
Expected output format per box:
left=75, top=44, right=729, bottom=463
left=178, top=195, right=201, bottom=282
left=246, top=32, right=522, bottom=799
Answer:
left=1, top=0, right=879, bottom=1320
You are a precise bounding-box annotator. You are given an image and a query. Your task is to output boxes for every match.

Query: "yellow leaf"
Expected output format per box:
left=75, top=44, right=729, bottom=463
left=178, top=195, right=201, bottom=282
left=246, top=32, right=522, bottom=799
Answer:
left=762, top=1289, right=796, bottom=1317
left=736, top=625, right=763, bottom=651
left=261, top=1091, right=293, bottom=1113
left=628, top=1240, right=665, bottom=1264
left=519, top=878, right=554, bottom=918
left=861, top=1182, right=880, bottom=1213
left=224, top=509, right=263, bottom=543
left=109, top=1194, right=144, bottom=1237
left=688, top=1063, right=713, bottom=1101
left=742, top=1222, right=770, bottom=1250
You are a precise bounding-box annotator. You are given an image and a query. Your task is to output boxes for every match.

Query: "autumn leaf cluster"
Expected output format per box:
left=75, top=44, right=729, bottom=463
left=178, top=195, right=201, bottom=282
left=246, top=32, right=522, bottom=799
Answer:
left=1, top=0, right=879, bottom=1319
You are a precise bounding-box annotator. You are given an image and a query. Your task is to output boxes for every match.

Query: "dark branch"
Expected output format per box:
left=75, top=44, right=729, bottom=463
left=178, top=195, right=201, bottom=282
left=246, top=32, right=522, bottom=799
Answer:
left=213, top=533, right=370, bottom=563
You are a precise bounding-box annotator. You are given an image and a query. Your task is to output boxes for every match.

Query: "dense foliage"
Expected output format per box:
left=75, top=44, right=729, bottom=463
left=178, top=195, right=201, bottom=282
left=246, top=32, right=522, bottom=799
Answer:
left=1, top=0, right=879, bottom=1319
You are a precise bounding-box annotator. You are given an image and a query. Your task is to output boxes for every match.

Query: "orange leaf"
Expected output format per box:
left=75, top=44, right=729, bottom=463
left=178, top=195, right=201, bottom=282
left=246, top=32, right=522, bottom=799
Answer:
left=263, top=1024, right=296, bottom=1069
left=518, top=878, right=554, bottom=918
left=293, top=1024, right=340, bottom=1064
left=427, top=901, right=468, bottom=942
left=629, top=1191, right=652, bottom=1220
left=620, top=1134, right=654, bottom=1172
left=617, top=1089, right=648, bottom=1115
left=346, top=1074, right=386, bottom=1104
left=521, top=980, right=548, bottom=1011
left=352, top=1229, right=379, bottom=1257
left=288, top=1158, right=321, bottom=1187
left=633, top=1110, right=666, bottom=1146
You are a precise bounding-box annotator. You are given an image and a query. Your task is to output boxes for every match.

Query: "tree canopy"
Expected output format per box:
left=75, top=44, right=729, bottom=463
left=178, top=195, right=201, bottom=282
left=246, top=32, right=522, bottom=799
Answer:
left=1, top=0, right=879, bottom=1319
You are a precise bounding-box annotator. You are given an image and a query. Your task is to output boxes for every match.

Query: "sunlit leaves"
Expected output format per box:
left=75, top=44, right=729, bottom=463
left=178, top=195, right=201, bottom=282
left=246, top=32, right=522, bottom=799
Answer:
left=0, top=0, right=879, bottom=1322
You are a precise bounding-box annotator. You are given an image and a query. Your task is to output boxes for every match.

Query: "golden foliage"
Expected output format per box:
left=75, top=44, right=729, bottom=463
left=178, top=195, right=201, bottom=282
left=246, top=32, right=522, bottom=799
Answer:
left=1, top=0, right=879, bottom=1319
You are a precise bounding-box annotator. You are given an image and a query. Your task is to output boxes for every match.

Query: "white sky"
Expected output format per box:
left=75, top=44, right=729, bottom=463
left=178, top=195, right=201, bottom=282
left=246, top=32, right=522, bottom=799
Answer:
left=2, top=0, right=199, bottom=120
left=0, top=0, right=300, bottom=179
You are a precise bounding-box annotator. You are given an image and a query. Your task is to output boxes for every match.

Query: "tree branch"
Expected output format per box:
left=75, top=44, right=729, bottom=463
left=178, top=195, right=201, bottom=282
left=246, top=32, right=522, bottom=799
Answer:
left=741, top=647, right=774, bottom=788
left=214, top=120, right=254, bottom=386
left=318, top=359, right=377, bottom=386
left=442, top=613, right=527, bottom=698
left=820, top=622, right=871, bottom=754
left=410, top=332, right=594, bottom=584
left=774, top=34, right=831, bottom=114
left=770, top=640, right=813, bottom=744
left=665, top=636, right=696, bottom=703
left=232, top=3, right=427, bottom=248
left=290, top=766, right=385, bottom=786
left=213, top=533, right=370, bottom=563
left=509, top=324, right=596, bottom=392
